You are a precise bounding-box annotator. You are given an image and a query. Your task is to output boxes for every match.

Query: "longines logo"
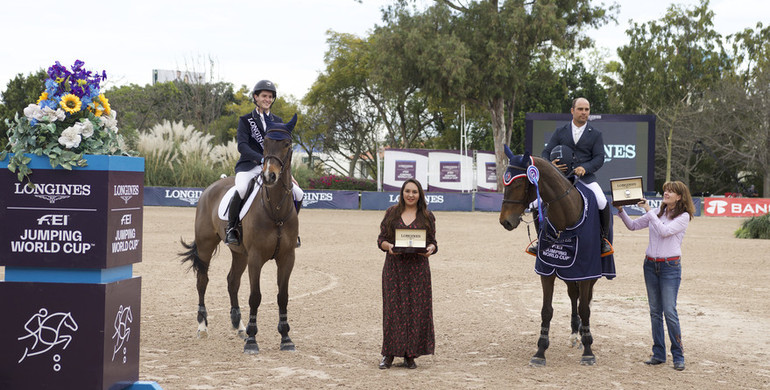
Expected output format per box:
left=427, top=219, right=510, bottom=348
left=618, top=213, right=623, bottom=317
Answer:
left=114, top=185, right=140, bottom=204
left=303, top=192, right=333, bottom=206
left=388, top=194, right=445, bottom=204
left=603, top=144, right=636, bottom=162
left=706, top=200, right=728, bottom=214
left=164, top=189, right=203, bottom=205
left=14, top=183, right=91, bottom=204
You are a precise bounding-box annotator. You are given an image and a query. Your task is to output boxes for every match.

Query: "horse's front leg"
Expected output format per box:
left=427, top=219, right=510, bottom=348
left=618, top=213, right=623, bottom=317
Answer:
left=531, top=274, right=556, bottom=367
left=578, top=279, right=598, bottom=365
left=276, top=252, right=296, bottom=351
left=244, top=258, right=264, bottom=354
left=566, top=281, right=582, bottom=349
left=228, top=252, right=248, bottom=340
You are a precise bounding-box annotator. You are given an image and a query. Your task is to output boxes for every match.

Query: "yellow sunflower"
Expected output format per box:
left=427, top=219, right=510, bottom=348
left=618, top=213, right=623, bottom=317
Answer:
left=60, top=93, right=82, bottom=114
left=98, top=94, right=111, bottom=116
left=36, top=92, right=49, bottom=104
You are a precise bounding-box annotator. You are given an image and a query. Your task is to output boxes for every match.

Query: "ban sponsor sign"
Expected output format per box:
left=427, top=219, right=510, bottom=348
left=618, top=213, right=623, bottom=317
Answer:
left=703, top=197, right=770, bottom=217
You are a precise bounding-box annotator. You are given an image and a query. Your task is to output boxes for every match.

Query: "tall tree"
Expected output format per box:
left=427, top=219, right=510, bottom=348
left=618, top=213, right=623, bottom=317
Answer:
left=615, top=0, right=731, bottom=184
left=375, top=0, right=615, bottom=188
left=0, top=70, right=47, bottom=147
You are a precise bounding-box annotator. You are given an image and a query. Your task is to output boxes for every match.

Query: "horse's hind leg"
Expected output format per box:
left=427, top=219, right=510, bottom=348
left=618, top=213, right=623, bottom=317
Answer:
left=531, top=275, right=556, bottom=367
left=566, top=281, right=582, bottom=349
left=276, top=255, right=296, bottom=351
left=578, top=279, right=598, bottom=365
left=180, top=238, right=215, bottom=339
left=227, top=251, right=248, bottom=339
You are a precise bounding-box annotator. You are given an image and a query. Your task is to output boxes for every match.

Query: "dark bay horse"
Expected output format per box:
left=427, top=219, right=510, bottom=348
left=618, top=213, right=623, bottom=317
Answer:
left=180, top=115, right=299, bottom=354
left=498, top=145, right=614, bottom=366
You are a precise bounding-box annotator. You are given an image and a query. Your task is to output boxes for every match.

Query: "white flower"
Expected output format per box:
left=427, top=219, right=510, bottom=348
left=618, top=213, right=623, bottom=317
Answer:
left=41, top=107, right=65, bottom=122
left=99, top=110, right=119, bottom=132
left=76, top=120, right=95, bottom=138
left=58, top=126, right=82, bottom=149
left=23, top=104, right=46, bottom=121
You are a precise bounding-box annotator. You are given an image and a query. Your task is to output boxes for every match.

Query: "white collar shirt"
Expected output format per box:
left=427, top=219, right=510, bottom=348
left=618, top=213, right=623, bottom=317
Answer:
left=572, top=122, right=587, bottom=145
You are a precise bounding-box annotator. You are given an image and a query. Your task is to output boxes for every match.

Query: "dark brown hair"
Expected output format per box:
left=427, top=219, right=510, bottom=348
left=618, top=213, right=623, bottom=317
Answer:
left=657, top=181, right=695, bottom=221
left=384, top=178, right=433, bottom=230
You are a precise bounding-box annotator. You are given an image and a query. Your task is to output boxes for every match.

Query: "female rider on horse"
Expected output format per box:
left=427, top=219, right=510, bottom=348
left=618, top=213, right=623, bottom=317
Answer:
left=225, top=80, right=304, bottom=247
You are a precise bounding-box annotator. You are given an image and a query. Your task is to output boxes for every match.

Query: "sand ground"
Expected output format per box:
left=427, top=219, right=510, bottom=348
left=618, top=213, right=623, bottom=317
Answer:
left=126, top=208, right=770, bottom=389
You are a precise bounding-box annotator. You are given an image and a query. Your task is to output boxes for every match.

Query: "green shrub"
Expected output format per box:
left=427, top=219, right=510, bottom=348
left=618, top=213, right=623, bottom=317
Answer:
left=309, top=174, right=377, bottom=191
left=735, top=213, right=770, bottom=239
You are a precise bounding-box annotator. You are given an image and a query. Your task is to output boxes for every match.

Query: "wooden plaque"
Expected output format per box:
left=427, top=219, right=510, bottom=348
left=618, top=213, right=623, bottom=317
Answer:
left=393, top=228, right=427, bottom=253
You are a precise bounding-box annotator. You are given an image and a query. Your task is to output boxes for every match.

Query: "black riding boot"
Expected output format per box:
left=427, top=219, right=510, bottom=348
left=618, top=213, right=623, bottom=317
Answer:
left=294, top=200, right=302, bottom=248
left=527, top=208, right=540, bottom=256
left=599, top=206, right=614, bottom=257
left=225, top=192, right=243, bottom=245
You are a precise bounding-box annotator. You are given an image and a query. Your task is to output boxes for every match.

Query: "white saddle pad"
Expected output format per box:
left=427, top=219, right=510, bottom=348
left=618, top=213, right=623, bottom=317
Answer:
left=217, top=184, right=261, bottom=221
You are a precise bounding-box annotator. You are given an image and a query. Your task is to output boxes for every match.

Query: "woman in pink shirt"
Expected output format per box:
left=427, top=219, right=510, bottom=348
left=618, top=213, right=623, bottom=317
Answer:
left=616, top=181, right=695, bottom=371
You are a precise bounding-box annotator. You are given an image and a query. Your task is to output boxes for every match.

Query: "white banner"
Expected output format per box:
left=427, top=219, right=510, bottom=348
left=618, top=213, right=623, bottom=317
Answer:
left=427, top=151, right=473, bottom=192
left=383, top=149, right=430, bottom=191
left=475, top=151, right=497, bottom=191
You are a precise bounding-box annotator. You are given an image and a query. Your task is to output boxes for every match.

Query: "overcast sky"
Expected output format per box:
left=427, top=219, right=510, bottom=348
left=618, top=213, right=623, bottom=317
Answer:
left=0, top=0, right=767, bottom=101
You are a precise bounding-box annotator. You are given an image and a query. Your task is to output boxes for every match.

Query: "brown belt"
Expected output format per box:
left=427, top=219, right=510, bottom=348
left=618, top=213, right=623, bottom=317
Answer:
left=645, top=255, right=680, bottom=262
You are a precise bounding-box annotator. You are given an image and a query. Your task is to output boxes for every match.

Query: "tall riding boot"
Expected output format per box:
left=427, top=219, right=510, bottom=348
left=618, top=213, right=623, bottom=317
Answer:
left=527, top=208, right=541, bottom=256
left=294, top=200, right=302, bottom=248
left=599, top=206, right=614, bottom=257
left=225, top=192, right=243, bottom=245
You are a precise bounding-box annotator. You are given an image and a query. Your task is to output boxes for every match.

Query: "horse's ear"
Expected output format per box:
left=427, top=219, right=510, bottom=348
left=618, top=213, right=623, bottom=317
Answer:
left=285, top=114, right=298, bottom=132
left=504, top=144, right=514, bottom=160
left=522, top=150, right=530, bottom=161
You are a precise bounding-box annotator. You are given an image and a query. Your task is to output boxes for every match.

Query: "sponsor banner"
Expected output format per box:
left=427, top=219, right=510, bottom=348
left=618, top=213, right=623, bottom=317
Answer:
left=476, top=151, right=497, bottom=192
left=0, top=277, right=141, bottom=390
left=612, top=196, right=702, bottom=217
left=144, top=186, right=204, bottom=206
left=427, top=151, right=473, bottom=192
left=302, top=190, right=359, bottom=209
left=703, top=197, right=770, bottom=217
left=383, top=149, right=430, bottom=191
left=475, top=192, right=504, bottom=212
left=0, top=155, right=144, bottom=269
left=361, top=191, right=472, bottom=211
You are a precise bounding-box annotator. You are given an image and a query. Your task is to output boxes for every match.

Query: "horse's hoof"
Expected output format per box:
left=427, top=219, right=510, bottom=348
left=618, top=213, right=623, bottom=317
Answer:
left=244, top=340, right=260, bottom=355
left=197, top=330, right=208, bottom=339
left=580, top=355, right=596, bottom=366
left=280, top=342, right=296, bottom=351
left=529, top=357, right=546, bottom=367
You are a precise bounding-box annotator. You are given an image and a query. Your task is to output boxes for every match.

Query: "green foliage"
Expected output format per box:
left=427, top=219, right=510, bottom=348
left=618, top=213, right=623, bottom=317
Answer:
left=735, top=213, right=770, bottom=239
left=309, top=174, right=377, bottom=191
left=0, top=69, right=47, bottom=147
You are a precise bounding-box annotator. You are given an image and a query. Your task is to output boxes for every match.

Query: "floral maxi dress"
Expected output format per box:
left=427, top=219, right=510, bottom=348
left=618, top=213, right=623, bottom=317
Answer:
left=377, top=206, right=437, bottom=358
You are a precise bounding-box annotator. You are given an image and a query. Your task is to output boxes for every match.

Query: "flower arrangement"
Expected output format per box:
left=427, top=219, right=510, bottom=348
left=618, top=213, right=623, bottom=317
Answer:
left=309, top=174, right=377, bottom=191
left=1, top=60, right=126, bottom=183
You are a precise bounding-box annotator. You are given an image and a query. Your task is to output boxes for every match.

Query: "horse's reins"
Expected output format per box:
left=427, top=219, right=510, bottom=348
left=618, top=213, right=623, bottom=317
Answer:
left=260, top=128, right=295, bottom=259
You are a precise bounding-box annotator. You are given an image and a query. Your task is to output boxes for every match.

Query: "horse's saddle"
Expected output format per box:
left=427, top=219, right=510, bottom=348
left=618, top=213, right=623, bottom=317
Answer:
left=217, top=177, right=261, bottom=221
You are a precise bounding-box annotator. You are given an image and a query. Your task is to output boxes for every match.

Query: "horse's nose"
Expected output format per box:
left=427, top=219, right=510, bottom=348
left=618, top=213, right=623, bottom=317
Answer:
left=266, top=172, right=276, bottom=183
left=500, top=219, right=514, bottom=231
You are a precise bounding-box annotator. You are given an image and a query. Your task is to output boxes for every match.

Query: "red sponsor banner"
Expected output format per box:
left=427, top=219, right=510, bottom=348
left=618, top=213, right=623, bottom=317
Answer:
left=703, top=197, right=770, bottom=217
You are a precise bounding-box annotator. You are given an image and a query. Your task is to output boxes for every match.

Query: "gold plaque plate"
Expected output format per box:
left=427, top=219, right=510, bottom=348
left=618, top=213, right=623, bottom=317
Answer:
left=610, top=176, right=644, bottom=206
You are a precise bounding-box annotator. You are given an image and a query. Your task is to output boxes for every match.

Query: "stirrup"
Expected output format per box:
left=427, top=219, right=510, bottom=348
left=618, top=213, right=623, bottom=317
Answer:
left=296, top=236, right=301, bottom=248
left=525, top=241, right=538, bottom=257
left=225, top=227, right=241, bottom=245
left=600, top=238, right=614, bottom=257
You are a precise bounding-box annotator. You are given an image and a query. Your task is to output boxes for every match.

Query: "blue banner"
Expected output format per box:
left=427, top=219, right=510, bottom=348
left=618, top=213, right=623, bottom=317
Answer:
left=475, top=192, right=504, bottom=212
left=302, top=190, right=359, bottom=209
left=144, top=187, right=203, bottom=206
left=361, top=191, right=473, bottom=211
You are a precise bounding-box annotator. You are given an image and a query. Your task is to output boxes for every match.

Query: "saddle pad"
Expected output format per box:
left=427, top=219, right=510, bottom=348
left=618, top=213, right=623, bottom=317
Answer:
left=217, top=184, right=260, bottom=221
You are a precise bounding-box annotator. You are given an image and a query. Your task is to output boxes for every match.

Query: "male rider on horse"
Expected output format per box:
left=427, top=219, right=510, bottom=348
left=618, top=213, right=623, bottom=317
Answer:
left=530, top=97, right=613, bottom=257
left=225, top=80, right=304, bottom=247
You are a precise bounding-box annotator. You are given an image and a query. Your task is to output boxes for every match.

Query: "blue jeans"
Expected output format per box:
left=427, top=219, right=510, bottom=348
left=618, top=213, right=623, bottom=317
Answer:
left=643, top=258, right=684, bottom=364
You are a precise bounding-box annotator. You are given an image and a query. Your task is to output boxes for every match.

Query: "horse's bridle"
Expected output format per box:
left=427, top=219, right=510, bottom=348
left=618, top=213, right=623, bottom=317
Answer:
left=262, top=128, right=293, bottom=169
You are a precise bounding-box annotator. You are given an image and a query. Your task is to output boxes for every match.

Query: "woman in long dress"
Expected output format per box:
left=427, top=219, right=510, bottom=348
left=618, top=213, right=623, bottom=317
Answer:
left=376, top=178, right=437, bottom=369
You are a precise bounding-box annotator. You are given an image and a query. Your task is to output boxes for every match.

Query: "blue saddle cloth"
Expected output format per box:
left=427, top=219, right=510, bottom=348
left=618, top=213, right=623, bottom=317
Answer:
left=534, top=182, right=616, bottom=281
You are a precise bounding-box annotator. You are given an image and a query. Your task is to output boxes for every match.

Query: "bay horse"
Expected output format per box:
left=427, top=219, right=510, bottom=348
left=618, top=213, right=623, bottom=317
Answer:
left=498, top=145, right=614, bottom=366
left=180, top=115, right=299, bottom=354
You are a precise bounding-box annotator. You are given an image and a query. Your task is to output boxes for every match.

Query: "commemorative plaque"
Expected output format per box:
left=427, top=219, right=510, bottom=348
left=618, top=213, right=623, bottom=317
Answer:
left=393, top=228, right=427, bottom=253
left=610, top=176, right=644, bottom=206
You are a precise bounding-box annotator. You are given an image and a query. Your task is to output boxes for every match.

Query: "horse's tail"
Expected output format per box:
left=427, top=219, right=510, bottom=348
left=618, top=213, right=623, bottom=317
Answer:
left=179, top=238, right=215, bottom=274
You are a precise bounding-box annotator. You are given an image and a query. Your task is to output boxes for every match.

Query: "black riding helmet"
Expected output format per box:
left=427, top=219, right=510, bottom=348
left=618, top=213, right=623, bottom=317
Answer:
left=550, top=144, right=575, bottom=173
left=251, top=80, right=277, bottom=105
